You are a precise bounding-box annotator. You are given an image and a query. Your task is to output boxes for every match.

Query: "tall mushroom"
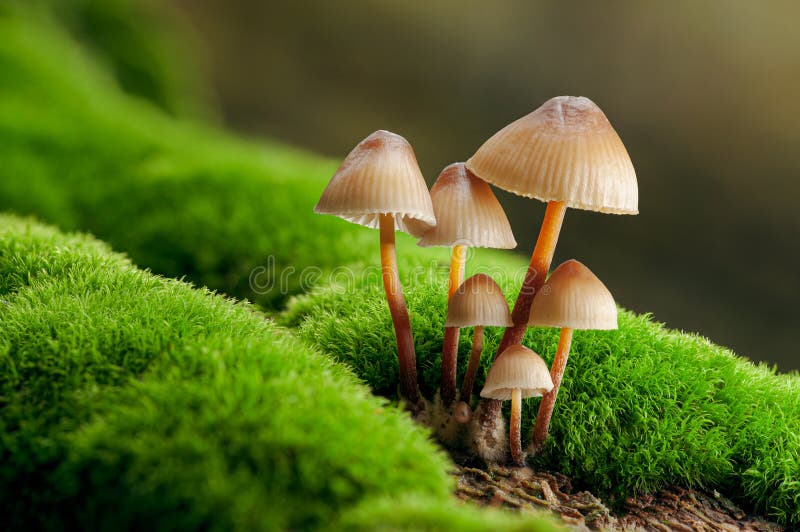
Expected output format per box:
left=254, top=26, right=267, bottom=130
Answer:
left=315, top=130, right=435, bottom=408
left=466, top=96, right=637, bottom=431
left=480, top=344, right=553, bottom=466
left=444, top=273, right=513, bottom=422
left=418, top=163, right=515, bottom=406
left=528, top=259, right=617, bottom=452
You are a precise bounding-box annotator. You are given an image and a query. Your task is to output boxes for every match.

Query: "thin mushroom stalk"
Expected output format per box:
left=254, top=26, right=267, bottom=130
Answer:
left=440, top=244, right=467, bottom=405
left=458, top=325, right=484, bottom=412
left=531, top=327, right=573, bottom=451
left=380, top=214, right=421, bottom=406
left=482, top=201, right=566, bottom=422
left=509, top=388, right=524, bottom=465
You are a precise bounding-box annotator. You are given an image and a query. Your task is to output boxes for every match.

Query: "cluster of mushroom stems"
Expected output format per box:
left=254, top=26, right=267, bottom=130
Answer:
left=315, top=95, right=638, bottom=466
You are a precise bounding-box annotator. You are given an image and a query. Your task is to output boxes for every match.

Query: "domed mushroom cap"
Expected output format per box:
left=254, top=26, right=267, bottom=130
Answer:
left=529, top=259, right=618, bottom=330
left=418, top=163, right=516, bottom=249
left=315, top=130, right=436, bottom=237
left=466, top=96, right=638, bottom=215
left=480, top=344, right=553, bottom=400
left=445, top=274, right=513, bottom=328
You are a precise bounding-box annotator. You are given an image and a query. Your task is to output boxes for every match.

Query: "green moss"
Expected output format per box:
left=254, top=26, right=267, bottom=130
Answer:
left=0, top=215, right=553, bottom=530
left=284, top=272, right=800, bottom=523
left=335, top=495, right=558, bottom=531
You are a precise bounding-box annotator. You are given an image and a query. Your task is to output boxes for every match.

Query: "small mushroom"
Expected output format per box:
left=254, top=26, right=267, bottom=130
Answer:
left=315, top=130, right=435, bottom=408
left=418, top=163, right=515, bottom=406
left=467, top=96, right=637, bottom=423
left=444, top=274, right=513, bottom=422
left=480, top=344, right=553, bottom=466
left=527, top=259, right=617, bottom=452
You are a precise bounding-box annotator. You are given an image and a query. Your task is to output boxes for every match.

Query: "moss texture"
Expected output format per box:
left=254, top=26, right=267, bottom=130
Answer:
left=284, top=274, right=800, bottom=524
left=0, top=215, right=554, bottom=530
left=0, top=4, right=798, bottom=527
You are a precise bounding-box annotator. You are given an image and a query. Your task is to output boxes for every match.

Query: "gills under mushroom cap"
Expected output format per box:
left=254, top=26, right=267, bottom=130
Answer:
left=315, top=130, right=436, bottom=237
left=529, top=259, right=618, bottom=330
left=417, top=162, right=516, bottom=249
left=480, top=344, right=553, bottom=400
left=466, top=96, right=638, bottom=215
left=445, top=274, right=513, bottom=328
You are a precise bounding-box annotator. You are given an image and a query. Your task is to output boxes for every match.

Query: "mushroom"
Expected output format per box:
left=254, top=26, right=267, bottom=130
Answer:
left=315, top=130, right=435, bottom=408
left=466, top=96, right=637, bottom=427
left=527, top=259, right=617, bottom=452
left=444, top=273, right=513, bottom=422
left=418, top=163, right=515, bottom=406
left=480, top=344, right=553, bottom=466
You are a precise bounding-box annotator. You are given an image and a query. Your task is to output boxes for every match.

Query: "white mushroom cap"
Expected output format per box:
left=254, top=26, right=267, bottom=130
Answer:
left=466, top=96, right=638, bottom=215
left=445, top=274, right=513, bottom=328
left=315, top=130, right=436, bottom=237
left=529, top=259, right=618, bottom=330
left=418, top=163, right=516, bottom=249
left=480, top=344, right=554, bottom=401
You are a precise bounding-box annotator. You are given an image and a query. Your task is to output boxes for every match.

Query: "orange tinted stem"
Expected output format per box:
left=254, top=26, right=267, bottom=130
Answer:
left=440, top=245, right=467, bottom=405
left=532, top=327, right=573, bottom=451
left=482, top=201, right=567, bottom=435
left=379, top=214, right=420, bottom=405
left=498, top=200, right=566, bottom=354
left=510, top=388, right=524, bottom=465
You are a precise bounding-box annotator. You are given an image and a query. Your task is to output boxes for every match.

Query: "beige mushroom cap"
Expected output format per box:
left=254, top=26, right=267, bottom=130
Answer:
left=445, top=274, right=513, bottom=328
left=480, top=344, right=554, bottom=400
left=315, top=130, right=436, bottom=237
left=418, top=163, right=516, bottom=249
left=529, top=259, right=618, bottom=330
left=466, top=96, right=638, bottom=215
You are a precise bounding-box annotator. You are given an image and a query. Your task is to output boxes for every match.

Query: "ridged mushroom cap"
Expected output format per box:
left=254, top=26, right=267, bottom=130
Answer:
left=480, top=344, right=554, bottom=400
left=466, top=96, right=638, bottom=215
left=418, top=163, right=516, bottom=249
left=315, top=130, right=436, bottom=237
left=529, top=259, right=618, bottom=330
left=445, top=274, right=513, bottom=328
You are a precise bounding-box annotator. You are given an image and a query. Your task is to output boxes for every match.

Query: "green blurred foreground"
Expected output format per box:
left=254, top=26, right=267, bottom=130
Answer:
left=0, top=4, right=798, bottom=528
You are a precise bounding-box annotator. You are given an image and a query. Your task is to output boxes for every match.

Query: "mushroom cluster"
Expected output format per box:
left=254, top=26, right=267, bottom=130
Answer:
left=314, top=95, right=638, bottom=467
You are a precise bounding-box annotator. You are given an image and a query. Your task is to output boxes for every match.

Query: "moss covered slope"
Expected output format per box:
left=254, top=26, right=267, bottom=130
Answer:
left=284, top=275, right=800, bottom=524
left=0, top=215, right=553, bottom=530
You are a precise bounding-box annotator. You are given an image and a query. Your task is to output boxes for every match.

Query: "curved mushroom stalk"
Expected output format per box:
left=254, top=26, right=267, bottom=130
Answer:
left=440, top=244, right=467, bottom=405
left=531, top=327, right=573, bottom=452
left=379, top=214, right=421, bottom=406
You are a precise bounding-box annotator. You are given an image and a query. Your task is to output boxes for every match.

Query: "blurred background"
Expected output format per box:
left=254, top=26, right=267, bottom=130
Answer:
left=60, top=0, right=800, bottom=369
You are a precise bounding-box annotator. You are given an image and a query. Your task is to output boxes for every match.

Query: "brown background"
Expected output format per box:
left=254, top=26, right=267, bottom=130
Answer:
left=169, top=0, right=799, bottom=370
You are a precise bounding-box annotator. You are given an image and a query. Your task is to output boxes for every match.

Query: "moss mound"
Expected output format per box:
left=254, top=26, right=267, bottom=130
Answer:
left=284, top=274, right=800, bottom=523
left=0, top=215, right=554, bottom=530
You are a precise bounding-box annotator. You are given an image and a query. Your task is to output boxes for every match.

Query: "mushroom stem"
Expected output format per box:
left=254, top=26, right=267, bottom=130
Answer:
left=482, top=201, right=567, bottom=430
left=440, top=244, right=468, bottom=406
left=510, top=387, right=524, bottom=466
left=379, top=213, right=421, bottom=406
left=532, top=327, right=573, bottom=452
left=500, top=200, right=567, bottom=353
left=458, top=325, right=485, bottom=409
